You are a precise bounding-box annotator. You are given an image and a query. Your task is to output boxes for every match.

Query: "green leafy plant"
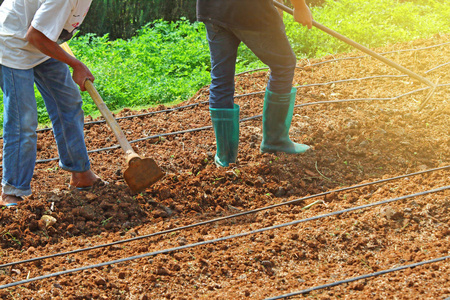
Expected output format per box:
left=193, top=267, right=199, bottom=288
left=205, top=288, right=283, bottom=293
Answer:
left=101, top=217, right=113, bottom=226
left=284, top=0, right=450, bottom=58
left=1, top=231, right=21, bottom=246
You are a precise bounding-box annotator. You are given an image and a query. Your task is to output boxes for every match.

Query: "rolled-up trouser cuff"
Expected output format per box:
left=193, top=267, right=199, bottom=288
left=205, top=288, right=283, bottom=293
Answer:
left=2, top=181, right=32, bottom=197
left=58, top=160, right=91, bottom=173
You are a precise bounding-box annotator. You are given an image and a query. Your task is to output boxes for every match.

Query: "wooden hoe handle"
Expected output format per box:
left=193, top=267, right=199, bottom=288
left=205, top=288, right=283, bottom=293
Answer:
left=60, top=42, right=139, bottom=162
left=84, top=80, right=139, bottom=162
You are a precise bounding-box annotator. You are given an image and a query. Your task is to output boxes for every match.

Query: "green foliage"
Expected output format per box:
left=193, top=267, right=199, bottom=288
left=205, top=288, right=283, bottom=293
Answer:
left=80, top=0, right=197, bottom=40
left=71, top=19, right=211, bottom=117
left=284, top=0, right=450, bottom=58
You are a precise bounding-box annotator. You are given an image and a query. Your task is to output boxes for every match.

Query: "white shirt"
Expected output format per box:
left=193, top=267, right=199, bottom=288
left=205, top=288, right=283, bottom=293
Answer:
left=0, top=0, right=92, bottom=69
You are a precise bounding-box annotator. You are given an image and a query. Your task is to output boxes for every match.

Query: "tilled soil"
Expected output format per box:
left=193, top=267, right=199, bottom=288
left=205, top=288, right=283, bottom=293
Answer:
left=0, top=34, right=449, bottom=300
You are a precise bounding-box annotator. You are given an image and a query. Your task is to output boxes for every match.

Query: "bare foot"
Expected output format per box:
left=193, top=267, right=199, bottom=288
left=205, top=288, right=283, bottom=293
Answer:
left=70, top=170, right=101, bottom=188
left=0, top=193, right=23, bottom=207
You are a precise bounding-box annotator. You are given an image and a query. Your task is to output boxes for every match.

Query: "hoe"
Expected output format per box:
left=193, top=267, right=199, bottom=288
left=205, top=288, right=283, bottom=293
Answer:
left=61, top=43, right=164, bottom=193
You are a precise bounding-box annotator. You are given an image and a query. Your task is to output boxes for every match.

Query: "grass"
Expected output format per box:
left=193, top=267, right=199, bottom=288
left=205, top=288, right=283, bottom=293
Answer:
left=0, top=0, right=449, bottom=130
left=283, top=0, right=450, bottom=58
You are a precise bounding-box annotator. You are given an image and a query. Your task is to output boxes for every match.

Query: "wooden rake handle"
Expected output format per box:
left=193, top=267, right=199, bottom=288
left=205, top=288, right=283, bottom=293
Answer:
left=273, top=1, right=436, bottom=88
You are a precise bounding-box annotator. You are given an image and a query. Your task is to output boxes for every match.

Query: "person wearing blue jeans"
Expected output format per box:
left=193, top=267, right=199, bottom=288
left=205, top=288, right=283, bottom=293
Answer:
left=197, top=0, right=313, bottom=167
left=0, top=0, right=100, bottom=207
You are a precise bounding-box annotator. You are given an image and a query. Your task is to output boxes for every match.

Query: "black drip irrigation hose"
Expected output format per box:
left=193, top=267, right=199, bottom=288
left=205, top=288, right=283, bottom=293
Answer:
left=0, top=41, right=448, bottom=141
left=236, top=71, right=449, bottom=100
left=232, top=75, right=449, bottom=99
left=235, top=41, right=450, bottom=76
left=425, top=61, right=450, bottom=74
left=0, top=74, right=417, bottom=141
left=0, top=185, right=448, bottom=290
left=264, top=256, right=450, bottom=300
left=4, top=81, right=448, bottom=169
left=0, top=101, right=210, bottom=141
left=1, top=165, right=448, bottom=269
left=80, top=101, right=210, bottom=127
left=0, top=124, right=215, bottom=167
left=309, top=41, right=450, bottom=67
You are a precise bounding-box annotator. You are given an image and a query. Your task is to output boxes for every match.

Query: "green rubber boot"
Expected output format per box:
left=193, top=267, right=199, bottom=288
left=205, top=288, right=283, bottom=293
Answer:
left=260, top=88, right=310, bottom=154
left=210, top=104, right=240, bottom=167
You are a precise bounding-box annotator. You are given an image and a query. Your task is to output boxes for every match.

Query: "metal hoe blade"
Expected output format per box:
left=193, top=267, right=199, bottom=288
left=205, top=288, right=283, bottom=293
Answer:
left=61, top=42, right=165, bottom=192
left=123, top=157, right=165, bottom=194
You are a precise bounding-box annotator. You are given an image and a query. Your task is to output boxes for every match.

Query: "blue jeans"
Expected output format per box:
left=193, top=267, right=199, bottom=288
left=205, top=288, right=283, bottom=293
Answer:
left=0, top=58, right=91, bottom=197
left=205, top=22, right=297, bottom=109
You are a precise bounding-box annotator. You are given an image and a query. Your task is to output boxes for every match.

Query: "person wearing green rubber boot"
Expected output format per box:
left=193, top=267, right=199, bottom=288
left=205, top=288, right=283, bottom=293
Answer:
left=197, top=0, right=313, bottom=167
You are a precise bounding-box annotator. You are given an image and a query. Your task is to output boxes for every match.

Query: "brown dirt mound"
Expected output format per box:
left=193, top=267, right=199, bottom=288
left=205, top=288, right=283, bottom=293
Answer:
left=0, top=34, right=449, bottom=299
